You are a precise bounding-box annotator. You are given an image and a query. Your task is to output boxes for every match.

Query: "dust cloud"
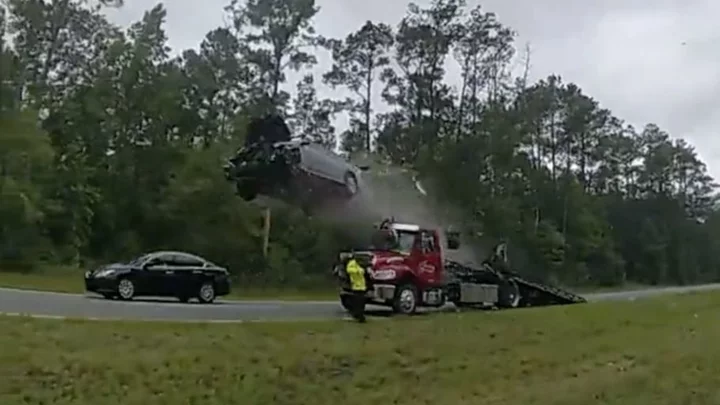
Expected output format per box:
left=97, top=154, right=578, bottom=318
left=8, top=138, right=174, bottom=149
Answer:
left=316, top=164, right=484, bottom=266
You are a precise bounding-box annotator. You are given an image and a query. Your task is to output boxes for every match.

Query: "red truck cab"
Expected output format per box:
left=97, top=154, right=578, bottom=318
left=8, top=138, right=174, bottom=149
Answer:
left=336, top=219, right=460, bottom=314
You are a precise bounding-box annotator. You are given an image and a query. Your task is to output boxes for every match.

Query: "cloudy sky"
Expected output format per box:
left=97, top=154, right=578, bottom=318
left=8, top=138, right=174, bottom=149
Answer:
left=105, top=0, right=720, bottom=179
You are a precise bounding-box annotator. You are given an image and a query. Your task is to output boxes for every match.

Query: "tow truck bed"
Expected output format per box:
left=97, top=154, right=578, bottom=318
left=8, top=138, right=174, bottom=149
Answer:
left=445, top=259, right=586, bottom=307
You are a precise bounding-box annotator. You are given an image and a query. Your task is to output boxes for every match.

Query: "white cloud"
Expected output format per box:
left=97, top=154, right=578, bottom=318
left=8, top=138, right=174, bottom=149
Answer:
left=105, top=0, right=720, bottom=178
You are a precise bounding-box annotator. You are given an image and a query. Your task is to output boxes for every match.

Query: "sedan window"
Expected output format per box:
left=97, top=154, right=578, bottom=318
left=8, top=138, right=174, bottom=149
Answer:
left=170, top=254, right=204, bottom=267
left=128, top=254, right=151, bottom=266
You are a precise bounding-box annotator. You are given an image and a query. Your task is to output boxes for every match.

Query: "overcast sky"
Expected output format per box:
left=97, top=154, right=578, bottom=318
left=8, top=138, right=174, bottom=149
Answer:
left=105, top=0, right=720, bottom=179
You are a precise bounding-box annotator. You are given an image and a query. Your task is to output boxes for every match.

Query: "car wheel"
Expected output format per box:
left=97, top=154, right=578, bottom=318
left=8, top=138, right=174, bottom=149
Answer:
left=236, top=181, right=258, bottom=201
left=343, top=172, right=359, bottom=196
left=117, top=278, right=135, bottom=301
left=197, top=281, right=216, bottom=304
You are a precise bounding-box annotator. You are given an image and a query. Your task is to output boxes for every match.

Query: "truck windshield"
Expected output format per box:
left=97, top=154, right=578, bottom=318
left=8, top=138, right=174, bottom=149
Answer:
left=396, top=232, right=416, bottom=254
left=370, top=229, right=416, bottom=255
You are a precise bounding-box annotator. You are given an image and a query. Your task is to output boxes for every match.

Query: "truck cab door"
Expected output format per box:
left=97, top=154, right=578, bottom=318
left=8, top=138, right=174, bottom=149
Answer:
left=418, top=230, right=442, bottom=286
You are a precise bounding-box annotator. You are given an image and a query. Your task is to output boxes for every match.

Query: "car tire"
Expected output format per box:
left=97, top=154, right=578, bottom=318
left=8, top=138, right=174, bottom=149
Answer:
left=117, top=277, right=135, bottom=301
left=343, top=172, right=359, bottom=197
left=197, top=281, right=216, bottom=304
left=392, top=284, right=418, bottom=315
left=236, top=181, right=258, bottom=201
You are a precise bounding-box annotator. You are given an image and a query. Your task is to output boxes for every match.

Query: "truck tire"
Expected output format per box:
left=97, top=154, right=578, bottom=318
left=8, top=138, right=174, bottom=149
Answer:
left=498, top=279, right=521, bottom=308
left=393, top=284, right=418, bottom=315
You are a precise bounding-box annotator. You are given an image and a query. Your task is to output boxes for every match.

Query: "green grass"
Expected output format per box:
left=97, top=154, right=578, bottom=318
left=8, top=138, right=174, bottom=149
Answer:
left=0, top=268, right=336, bottom=301
left=1, top=291, right=720, bottom=404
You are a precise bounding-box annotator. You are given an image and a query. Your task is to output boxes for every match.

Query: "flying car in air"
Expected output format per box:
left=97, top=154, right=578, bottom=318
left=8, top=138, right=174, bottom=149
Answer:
left=223, top=114, right=368, bottom=212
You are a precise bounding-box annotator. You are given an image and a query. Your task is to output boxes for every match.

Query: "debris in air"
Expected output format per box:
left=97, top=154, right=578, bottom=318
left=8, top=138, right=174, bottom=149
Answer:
left=413, top=176, right=427, bottom=196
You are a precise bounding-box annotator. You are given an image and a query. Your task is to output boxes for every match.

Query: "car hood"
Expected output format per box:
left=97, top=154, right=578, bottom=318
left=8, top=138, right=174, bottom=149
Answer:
left=89, top=262, right=129, bottom=276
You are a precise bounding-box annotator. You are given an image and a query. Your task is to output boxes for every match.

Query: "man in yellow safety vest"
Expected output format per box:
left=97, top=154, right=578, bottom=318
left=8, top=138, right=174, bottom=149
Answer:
left=344, top=253, right=367, bottom=323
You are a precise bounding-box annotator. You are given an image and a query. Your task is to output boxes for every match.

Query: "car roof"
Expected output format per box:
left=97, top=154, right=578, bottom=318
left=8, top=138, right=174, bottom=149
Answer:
left=146, top=251, right=206, bottom=261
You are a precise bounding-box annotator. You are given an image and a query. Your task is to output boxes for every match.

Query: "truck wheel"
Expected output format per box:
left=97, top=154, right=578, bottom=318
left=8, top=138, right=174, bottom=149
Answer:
left=498, top=279, right=521, bottom=308
left=393, top=284, right=418, bottom=315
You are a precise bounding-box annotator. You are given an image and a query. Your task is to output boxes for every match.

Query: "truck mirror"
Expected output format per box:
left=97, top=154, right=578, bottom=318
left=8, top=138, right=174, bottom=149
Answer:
left=446, top=230, right=460, bottom=250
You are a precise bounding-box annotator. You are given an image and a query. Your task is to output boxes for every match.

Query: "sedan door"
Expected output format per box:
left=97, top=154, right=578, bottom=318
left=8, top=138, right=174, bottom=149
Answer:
left=167, top=253, right=206, bottom=297
left=320, top=149, right=351, bottom=183
left=141, top=255, right=174, bottom=296
left=300, top=144, right=338, bottom=181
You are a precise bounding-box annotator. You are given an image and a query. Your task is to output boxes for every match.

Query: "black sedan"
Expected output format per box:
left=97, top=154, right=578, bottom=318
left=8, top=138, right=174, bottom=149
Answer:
left=84, top=251, right=231, bottom=303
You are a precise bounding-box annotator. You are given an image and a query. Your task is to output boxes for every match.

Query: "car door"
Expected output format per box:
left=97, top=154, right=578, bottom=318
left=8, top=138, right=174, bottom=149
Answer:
left=322, top=148, right=353, bottom=183
left=141, top=254, right=173, bottom=296
left=168, top=253, right=206, bottom=297
left=300, top=144, right=337, bottom=181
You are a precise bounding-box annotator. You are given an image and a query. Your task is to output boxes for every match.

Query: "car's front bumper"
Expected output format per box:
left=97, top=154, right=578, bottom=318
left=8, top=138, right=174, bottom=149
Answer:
left=84, top=274, right=118, bottom=293
left=215, top=278, right=231, bottom=296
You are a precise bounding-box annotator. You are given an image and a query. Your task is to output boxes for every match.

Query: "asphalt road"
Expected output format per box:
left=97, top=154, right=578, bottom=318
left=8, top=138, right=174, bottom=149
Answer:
left=1, top=283, right=720, bottom=322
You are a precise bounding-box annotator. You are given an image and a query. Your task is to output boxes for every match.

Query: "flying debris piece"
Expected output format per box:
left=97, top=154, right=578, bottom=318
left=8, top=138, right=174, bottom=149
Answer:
left=413, top=175, right=427, bottom=196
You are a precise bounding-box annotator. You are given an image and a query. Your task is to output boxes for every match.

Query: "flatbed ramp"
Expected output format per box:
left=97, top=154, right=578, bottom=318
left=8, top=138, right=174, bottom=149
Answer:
left=512, top=276, right=587, bottom=306
left=445, top=259, right=586, bottom=308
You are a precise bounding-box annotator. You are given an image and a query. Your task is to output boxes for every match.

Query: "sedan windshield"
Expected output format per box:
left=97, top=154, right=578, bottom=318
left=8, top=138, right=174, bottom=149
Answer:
left=127, top=254, right=151, bottom=266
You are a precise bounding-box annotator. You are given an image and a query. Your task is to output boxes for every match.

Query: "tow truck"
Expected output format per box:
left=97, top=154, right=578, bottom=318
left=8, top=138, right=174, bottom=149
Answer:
left=334, top=218, right=586, bottom=315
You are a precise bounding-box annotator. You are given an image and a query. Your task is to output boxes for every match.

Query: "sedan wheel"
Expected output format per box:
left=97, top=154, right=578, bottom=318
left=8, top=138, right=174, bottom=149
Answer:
left=198, top=282, right=216, bottom=304
left=117, top=278, right=135, bottom=300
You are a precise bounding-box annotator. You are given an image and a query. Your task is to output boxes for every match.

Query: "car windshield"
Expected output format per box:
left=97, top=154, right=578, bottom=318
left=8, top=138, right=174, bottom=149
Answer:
left=127, top=254, right=152, bottom=266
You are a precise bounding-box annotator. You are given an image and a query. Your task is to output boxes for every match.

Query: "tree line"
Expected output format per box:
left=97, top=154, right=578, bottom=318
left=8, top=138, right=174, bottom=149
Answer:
left=1, top=0, right=718, bottom=288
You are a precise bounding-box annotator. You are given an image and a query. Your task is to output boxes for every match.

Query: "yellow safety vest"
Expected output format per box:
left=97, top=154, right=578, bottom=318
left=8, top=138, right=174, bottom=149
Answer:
left=345, top=258, right=366, bottom=291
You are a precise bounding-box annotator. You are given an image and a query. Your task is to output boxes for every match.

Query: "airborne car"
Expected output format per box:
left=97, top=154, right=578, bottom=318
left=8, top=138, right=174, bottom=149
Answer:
left=84, top=251, right=231, bottom=303
left=223, top=114, right=368, bottom=211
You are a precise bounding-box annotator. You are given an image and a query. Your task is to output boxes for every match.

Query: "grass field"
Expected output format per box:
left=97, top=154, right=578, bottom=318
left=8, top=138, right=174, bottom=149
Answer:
left=1, top=291, right=719, bottom=404
left=0, top=268, right=336, bottom=301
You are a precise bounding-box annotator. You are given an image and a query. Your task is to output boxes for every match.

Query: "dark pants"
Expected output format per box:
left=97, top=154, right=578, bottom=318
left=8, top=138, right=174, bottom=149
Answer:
left=347, top=291, right=367, bottom=323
